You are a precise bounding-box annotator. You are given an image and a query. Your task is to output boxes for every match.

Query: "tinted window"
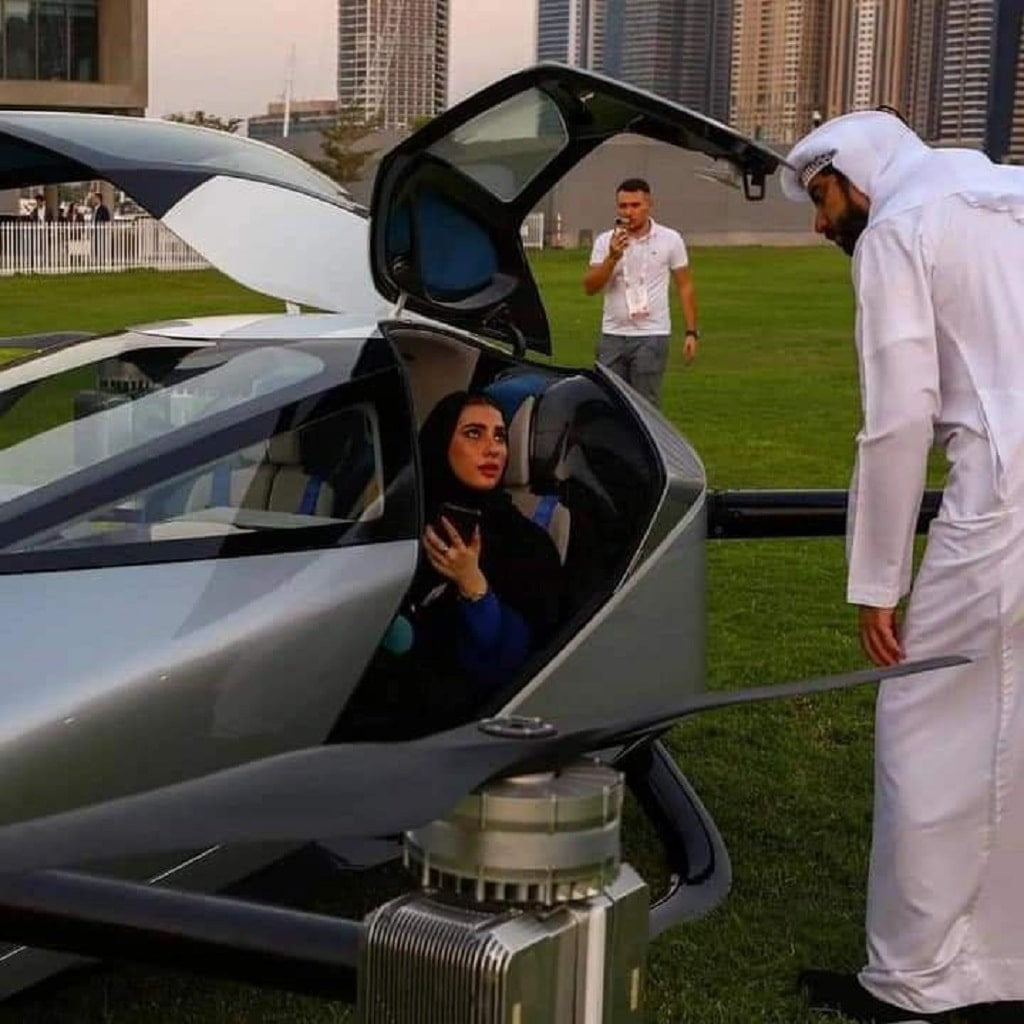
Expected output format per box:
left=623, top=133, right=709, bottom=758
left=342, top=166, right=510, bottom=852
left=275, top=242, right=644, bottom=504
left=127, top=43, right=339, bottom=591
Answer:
left=0, top=345, right=324, bottom=505
left=1, top=0, right=97, bottom=82
left=427, top=87, right=569, bottom=201
left=8, top=404, right=383, bottom=554
left=3, top=0, right=36, bottom=78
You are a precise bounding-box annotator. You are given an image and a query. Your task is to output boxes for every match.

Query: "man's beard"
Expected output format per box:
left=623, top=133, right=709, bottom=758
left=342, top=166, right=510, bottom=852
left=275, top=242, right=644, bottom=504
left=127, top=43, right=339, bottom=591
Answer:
left=827, top=204, right=869, bottom=257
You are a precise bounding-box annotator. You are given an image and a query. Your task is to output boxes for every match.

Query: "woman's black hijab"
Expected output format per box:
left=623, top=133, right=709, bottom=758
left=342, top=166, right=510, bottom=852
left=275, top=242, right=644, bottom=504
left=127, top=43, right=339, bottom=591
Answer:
left=412, top=391, right=562, bottom=639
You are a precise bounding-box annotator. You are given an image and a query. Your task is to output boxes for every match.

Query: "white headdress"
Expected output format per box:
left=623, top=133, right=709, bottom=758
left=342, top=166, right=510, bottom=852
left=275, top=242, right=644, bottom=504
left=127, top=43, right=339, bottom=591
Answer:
left=781, top=110, right=1024, bottom=228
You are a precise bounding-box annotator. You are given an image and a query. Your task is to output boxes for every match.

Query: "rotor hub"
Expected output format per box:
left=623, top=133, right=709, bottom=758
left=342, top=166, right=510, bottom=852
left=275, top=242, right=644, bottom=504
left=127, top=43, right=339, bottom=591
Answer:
left=404, top=759, right=623, bottom=906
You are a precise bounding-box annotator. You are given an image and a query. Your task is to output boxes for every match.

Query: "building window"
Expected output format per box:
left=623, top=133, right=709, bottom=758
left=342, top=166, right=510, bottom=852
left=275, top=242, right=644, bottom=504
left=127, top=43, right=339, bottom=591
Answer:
left=1, top=0, right=98, bottom=82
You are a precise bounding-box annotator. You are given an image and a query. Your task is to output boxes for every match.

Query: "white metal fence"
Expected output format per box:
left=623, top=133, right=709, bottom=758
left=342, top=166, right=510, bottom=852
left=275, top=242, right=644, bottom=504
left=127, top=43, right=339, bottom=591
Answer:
left=0, top=220, right=210, bottom=276
left=520, top=212, right=545, bottom=249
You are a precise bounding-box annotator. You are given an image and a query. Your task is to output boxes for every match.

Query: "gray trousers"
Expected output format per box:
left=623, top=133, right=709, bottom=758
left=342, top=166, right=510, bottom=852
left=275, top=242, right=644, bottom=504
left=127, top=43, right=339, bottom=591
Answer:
left=597, top=333, right=670, bottom=406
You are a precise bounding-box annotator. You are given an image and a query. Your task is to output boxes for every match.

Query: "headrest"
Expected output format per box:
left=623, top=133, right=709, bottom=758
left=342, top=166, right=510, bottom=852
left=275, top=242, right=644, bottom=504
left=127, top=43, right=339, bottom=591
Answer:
left=530, top=375, right=612, bottom=490
left=484, top=372, right=552, bottom=424
left=238, top=440, right=269, bottom=466
left=267, top=430, right=301, bottom=465
left=503, top=395, right=534, bottom=487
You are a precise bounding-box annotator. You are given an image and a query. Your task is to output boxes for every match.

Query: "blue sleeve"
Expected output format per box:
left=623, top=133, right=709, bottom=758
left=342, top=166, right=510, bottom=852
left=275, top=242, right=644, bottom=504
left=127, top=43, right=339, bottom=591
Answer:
left=456, top=591, right=532, bottom=689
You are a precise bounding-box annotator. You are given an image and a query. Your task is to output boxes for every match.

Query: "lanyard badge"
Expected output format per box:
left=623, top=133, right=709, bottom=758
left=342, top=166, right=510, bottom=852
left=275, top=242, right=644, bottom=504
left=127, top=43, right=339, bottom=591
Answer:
left=622, top=239, right=651, bottom=321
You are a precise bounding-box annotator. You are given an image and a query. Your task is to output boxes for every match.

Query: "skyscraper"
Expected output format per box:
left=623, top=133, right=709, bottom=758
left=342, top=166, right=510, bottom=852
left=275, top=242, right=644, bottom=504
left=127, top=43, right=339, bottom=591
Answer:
left=903, top=0, right=946, bottom=140
left=537, top=0, right=605, bottom=68
left=601, top=0, right=732, bottom=121
left=937, top=0, right=995, bottom=145
left=825, top=0, right=910, bottom=118
left=730, top=0, right=829, bottom=143
left=337, top=0, right=448, bottom=128
left=1012, top=12, right=1024, bottom=160
left=987, top=0, right=1024, bottom=161
left=1013, top=39, right=1024, bottom=161
left=905, top=0, right=1024, bottom=159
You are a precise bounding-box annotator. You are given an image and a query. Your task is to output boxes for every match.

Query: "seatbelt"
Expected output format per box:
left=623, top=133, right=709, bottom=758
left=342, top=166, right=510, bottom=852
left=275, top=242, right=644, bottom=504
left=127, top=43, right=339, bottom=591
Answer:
left=532, top=494, right=558, bottom=530
left=299, top=477, right=323, bottom=516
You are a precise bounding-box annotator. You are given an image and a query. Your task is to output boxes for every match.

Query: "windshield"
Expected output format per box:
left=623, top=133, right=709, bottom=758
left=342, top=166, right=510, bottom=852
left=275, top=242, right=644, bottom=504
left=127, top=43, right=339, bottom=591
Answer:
left=0, top=342, right=324, bottom=504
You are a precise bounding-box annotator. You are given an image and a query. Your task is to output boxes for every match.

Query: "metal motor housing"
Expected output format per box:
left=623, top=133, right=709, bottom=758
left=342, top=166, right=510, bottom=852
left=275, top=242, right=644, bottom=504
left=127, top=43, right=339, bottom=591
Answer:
left=358, top=758, right=650, bottom=1023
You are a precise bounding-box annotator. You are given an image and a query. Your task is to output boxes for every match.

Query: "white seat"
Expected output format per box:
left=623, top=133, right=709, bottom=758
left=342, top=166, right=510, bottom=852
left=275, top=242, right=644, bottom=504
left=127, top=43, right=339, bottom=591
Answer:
left=186, top=441, right=269, bottom=512
left=264, top=431, right=334, bottom=517
left=186, top=434, right=334, bottom=517
left=503, top=395, right=570, bottom=564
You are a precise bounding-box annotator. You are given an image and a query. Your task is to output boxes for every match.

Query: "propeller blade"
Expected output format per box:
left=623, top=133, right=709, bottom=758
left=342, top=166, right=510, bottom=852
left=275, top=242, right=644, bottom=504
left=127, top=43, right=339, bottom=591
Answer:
left=588, top=654, right=968, bottom=746
left=0, top=655, right=967, bottom=874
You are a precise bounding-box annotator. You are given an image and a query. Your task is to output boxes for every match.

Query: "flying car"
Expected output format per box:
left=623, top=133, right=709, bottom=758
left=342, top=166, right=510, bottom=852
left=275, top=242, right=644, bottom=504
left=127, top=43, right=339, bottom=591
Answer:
left=0, top=65, right=956, bottom=1016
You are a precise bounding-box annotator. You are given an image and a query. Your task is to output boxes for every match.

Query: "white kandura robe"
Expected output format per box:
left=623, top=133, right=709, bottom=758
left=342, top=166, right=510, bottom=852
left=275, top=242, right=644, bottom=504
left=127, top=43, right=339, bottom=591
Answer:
left=846, top=194, right=1024, bottom=1013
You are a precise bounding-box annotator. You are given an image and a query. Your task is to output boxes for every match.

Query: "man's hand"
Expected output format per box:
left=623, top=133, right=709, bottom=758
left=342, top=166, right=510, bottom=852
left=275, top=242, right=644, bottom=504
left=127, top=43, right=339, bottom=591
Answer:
left=682, top=333, right=697, bottom=364
left=608, top=227, right=629, bottom=261
left=583, top=229, right=629, bottom=294
left=858, top=605, right=903, bottom=666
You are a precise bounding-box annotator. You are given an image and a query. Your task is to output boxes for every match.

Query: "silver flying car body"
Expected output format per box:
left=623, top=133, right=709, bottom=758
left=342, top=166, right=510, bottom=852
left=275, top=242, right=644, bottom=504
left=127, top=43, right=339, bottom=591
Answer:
left=0, top=65, right=781, bottom=995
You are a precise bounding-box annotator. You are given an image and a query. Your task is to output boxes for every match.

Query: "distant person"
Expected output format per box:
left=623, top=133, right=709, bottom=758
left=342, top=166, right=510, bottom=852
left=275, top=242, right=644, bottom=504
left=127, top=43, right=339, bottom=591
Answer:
left=86, top=191, right=110, bottom=224
left=784, top=110, right=1024, bottom=1023
left=86, top=190, right=111, bottom=265
left=33, top=194, right=51, bottom=223
left=583, top=177, right=698, bottom=407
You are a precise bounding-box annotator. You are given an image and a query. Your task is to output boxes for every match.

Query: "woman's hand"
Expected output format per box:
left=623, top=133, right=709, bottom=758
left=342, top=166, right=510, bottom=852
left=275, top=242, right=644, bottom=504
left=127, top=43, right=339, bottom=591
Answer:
left=424, top=517, right=487, bottom=599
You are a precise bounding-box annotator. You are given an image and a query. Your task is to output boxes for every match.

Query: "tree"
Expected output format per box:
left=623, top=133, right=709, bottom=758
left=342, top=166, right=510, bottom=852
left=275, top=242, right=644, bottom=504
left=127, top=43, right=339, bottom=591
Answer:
left=310, top=105, right=381, bottom=186
left=165, top=111, right=242, bottom=134
left=407, top=114, right=434, bottom=132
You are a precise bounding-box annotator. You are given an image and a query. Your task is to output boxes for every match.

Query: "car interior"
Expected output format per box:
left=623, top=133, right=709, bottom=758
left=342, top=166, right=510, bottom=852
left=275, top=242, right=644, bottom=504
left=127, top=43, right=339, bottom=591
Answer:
left=331, top=324, right=664, bottom=738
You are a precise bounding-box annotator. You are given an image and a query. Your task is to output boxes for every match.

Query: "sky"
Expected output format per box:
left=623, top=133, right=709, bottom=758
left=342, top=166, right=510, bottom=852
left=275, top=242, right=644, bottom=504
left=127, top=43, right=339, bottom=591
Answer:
left=148, top=0, right=537, bottom=120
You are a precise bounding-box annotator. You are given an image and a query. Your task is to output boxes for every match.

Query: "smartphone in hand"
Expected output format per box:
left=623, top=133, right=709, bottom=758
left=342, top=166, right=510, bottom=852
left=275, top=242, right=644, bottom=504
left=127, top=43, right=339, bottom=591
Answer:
left=437, top=501, right=481, bottom=543
left=612, top=216, right=630, bottom=249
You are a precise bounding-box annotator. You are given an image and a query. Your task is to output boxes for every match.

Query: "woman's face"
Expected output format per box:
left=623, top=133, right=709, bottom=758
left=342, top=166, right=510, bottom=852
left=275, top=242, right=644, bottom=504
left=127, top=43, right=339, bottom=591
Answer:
left=447, top=403, right=508, bottom=491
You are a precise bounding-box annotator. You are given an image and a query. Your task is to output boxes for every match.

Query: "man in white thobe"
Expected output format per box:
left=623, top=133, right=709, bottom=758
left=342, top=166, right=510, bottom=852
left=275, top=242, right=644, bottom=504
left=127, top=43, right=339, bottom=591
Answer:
left=783, top=111, right=1024, bottom=1023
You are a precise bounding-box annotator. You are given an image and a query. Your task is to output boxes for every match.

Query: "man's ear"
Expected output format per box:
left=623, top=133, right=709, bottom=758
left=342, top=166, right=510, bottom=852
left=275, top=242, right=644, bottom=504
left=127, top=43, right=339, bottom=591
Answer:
left=850, top=181, right=871, bottom=212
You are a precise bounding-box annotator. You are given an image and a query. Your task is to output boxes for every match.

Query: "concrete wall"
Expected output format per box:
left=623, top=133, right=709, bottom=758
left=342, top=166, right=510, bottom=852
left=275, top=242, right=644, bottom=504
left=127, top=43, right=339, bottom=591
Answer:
left=536, top=134, right=820, bottom=247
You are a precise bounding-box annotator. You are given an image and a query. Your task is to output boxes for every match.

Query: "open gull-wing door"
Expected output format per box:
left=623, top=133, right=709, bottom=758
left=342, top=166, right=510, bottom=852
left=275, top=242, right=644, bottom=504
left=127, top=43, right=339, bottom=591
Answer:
left=370, top=63, right=783, bottom=355
left=0, top=111, right=386, bottom=316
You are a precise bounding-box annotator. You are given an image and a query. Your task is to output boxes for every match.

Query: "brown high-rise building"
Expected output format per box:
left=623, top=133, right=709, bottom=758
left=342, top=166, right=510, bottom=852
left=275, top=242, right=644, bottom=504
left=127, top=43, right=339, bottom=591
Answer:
left=729, top=0, right=829, bottom=144
left=825, top=0, right=910, bottom=119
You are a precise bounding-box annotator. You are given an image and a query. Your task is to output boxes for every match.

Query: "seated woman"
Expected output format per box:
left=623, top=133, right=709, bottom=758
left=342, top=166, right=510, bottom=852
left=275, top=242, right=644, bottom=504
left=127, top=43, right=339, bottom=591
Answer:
left=339, top=391, right=562, bottom=738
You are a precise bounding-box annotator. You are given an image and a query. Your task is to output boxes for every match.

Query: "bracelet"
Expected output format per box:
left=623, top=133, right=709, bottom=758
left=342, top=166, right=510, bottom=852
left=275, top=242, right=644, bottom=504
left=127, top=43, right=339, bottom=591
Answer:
left=685, top=329, right=700, bottom=339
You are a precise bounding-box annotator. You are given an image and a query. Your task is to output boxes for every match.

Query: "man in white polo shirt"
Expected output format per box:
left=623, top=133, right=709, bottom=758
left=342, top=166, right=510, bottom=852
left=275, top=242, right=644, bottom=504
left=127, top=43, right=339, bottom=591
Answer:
left=583, top=177, right=698, bottom=406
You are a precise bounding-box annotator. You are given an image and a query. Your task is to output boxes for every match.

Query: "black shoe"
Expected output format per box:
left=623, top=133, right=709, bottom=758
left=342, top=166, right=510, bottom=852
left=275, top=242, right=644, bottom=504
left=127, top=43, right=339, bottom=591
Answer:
left=798, top=969, right=954, bottom=1023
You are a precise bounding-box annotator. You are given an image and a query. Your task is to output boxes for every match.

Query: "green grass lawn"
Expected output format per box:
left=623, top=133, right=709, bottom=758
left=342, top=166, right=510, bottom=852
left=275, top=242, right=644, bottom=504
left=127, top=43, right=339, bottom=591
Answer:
left=0, top=254, right=928, bottom=1023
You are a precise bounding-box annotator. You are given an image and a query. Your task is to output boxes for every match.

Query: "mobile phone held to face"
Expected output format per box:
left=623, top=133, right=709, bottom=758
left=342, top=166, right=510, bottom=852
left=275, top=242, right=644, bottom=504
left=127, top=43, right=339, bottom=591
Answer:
left=437, top=501, right=481, bottom=543
left=614, top=215, right=629, bottom=227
